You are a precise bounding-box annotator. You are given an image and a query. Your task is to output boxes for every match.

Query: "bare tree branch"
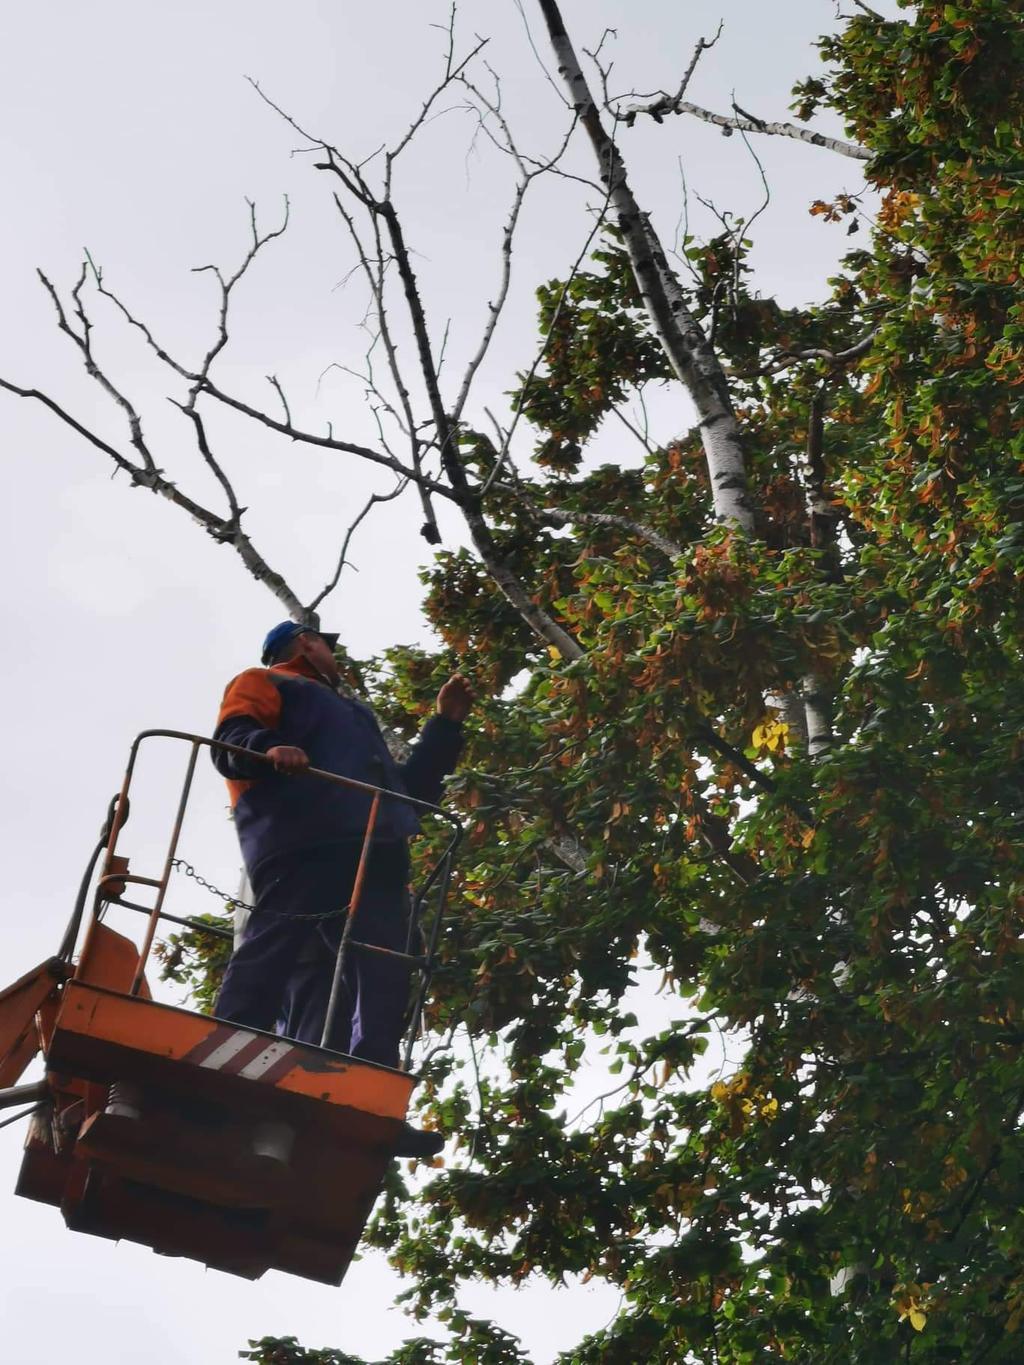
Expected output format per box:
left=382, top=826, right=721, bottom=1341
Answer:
left=594, top=22, right=722, bottom=121
left=265, top=374, right=292, bottom=427
left=169, top=401, right=241, bottom=520
left=369, top=188, right=584, bottom=659
left=512, top=0, right=571, bottom=109
left=88, top=201, right=440, bottom=508
left=615, top=94, right=870, bottom=162
left=308, top=479, right=409, bottom=613
left=198, top=378, right=458, bottom=498
left=328, top=191, right=442, bottom=542
left=190, top=197, right=291, bottom=385
left=449, top=71, right=578, bottom=428
left=0, top=376, right=139, bottom=481
left=264, top=26, right=587, bottom=659
left=0, top=345, right=309, bottom=622
left=44, top=265, right=158, bottom=475
left=93, top=220, right=455, bottom=498
left=389, top=6, right=489, bottom=167
left=608, top=402, right=655, bottom=455
left=532, top=506, right=683, bottom=561
left=746, top=327, right=879, bottom=379
left=480, top=191, right=613, bottom=499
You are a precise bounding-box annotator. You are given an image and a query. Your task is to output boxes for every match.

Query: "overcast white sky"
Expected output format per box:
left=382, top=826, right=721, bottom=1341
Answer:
left=0, top=2, right=897, bottom=1361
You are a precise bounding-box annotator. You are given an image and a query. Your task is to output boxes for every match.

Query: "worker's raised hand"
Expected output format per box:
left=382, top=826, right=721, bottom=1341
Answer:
left=436, top=674, right=475, bottom=724
left=266, top=744, right=311, bottom=774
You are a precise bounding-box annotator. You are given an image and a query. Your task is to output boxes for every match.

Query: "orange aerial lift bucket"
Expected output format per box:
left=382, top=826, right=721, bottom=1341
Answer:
left=0, top=729, right=461, bottom=1284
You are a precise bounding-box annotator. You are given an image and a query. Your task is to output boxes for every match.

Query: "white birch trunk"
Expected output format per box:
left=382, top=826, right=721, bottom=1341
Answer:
left=802, top=675, right=833, bottom=760
left=774, top=689, right=809, bottom=753
left=536, top=0, right=755, bottom=532
left=801, top=393, right=836, bottom=759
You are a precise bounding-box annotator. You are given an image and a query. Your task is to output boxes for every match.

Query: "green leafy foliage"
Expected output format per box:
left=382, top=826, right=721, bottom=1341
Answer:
left=232, top=5, right=1024, bottom=1359
left=155, top=909, right=233, bottom=1015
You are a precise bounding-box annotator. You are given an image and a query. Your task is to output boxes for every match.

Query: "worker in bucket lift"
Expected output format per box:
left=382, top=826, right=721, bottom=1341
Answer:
left=210, top=621, right=473, bottom=1159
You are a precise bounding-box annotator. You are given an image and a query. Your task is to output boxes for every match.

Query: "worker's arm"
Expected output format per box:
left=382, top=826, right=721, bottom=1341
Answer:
left=399, top=675, right=474, bottom=804
left=212, top=670, right=294, bottom=778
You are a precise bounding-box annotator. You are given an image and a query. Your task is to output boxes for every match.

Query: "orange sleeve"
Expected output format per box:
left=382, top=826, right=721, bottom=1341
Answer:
left=211, top=670, right=286, bottom=798
left=217, top=669, right=283, bottom=728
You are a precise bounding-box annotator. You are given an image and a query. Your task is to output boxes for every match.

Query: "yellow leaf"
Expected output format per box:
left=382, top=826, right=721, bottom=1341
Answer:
left=752, top=724, right=768, bottom=747
left=801, top=827, right=815, bottom=849
left=909, top=1309, right=927, bottom=1332
left=547, top=645, right=561, bottom=661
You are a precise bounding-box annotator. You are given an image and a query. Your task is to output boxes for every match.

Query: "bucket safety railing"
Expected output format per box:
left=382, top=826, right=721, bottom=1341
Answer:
left=62, top=729, right=462, bottom=1072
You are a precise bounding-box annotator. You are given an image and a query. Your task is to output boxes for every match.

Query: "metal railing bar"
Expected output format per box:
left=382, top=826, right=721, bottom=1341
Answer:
left=109, top=898, right=234, bottom=942
left=97, top=873, right=163, bottom=892
left=422, top=852, right=454, bottom=970
left=345, top=940, right=427, bottom=966
left=129, top=742, right=199, bottom=996
left=405, top=855, right=449, bottom=954
left=402, top=851, right=455, bottom=1071
left=137, top=728, right=462, bottom=830
left=73, top=772, right=136, bottom=976
left=320, top=792, right=381, bottom=1049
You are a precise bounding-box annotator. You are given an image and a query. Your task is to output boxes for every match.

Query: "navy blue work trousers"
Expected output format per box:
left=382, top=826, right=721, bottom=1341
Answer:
left=214, top=841, right=412, bottom=1068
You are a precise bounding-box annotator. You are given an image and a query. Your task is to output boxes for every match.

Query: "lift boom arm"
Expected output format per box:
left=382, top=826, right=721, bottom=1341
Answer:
left=0, top=958, right=68, bottom=1088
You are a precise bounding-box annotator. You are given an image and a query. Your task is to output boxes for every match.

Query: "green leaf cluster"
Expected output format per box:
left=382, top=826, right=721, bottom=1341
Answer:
left=240, top=4, right=1024, bottom=1359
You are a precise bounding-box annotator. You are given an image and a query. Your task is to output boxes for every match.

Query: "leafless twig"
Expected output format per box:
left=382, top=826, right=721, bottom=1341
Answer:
left=308, top=479, right=410, bottom=612
left=480, top=189, right=613, bottom=498
left=608, top=402, right=655, bottom=456
left=512, top=0, right=570, bottom=108
left=1, top=268, right=310, bottom=621
left=450, top=71, right=578, bottom=427
left=603, top=24, right=723, bottom=125
left=328, top=190, right=441, bottom=541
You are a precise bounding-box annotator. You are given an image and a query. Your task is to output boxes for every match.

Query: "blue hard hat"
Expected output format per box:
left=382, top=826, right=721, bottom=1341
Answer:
left=261, top=621, right=340, bottom=666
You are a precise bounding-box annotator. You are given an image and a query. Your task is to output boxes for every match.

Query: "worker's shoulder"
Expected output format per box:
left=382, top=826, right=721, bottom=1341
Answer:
left=220, top=666, right=280, bottom=698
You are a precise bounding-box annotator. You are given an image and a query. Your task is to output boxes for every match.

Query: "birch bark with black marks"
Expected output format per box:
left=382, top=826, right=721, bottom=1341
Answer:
left=535, top=0, right=755, bottom=532
left=617, top=98, right=871, bottom=163
left=535, top=0, right=840, bottom=753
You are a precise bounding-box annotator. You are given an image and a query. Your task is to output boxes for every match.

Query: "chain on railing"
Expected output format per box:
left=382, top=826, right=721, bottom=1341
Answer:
left=170, top=859, right=362, bottom=925
left=171, top=859, right=253, bottom=914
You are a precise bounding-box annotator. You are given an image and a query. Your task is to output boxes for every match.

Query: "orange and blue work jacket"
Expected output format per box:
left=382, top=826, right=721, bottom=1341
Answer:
left=211, top=654, right=463, bottom=879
